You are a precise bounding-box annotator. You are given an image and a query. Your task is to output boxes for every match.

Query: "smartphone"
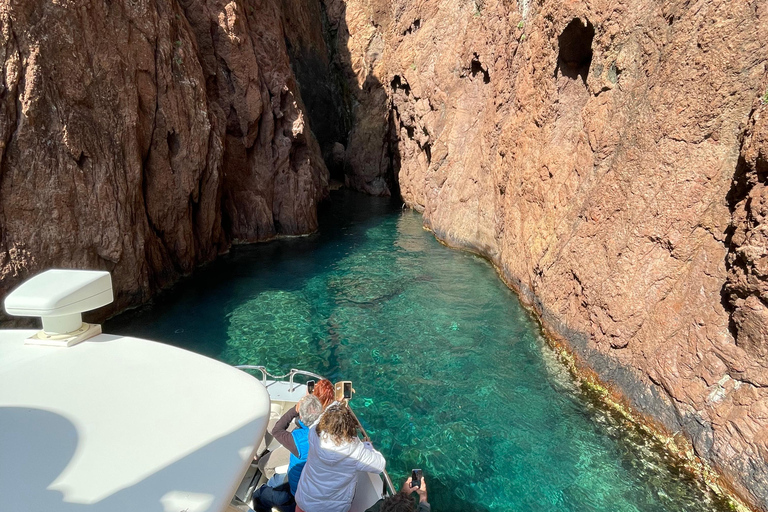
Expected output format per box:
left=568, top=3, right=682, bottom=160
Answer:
left=335, top=381, right=354, bottom=401
left=411, top=468, right=422, bottom=488
left=307, top=380, right=315, bottom=394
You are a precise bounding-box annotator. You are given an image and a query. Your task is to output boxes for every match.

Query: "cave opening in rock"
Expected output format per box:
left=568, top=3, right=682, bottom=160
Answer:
left=470, top=54, right=490, bottom=84
left=555, top=18, right=595, bottom=83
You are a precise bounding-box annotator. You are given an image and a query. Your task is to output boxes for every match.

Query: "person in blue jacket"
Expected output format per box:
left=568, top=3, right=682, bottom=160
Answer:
left=253, top=394, right=323, bottom=512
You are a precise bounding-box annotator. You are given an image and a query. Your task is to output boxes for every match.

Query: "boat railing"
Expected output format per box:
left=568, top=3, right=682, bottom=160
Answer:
left=347, top=406, right=396, bottom=496
left=235, top=365, right=396, bottom=497
left=235, top=365, right=324, bottom=391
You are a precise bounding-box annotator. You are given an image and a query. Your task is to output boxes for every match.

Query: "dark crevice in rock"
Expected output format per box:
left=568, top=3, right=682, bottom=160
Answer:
left=402, top=18, right=421, bottom=36
left=555, top=18, right=595, bottom=84
left=76, top=152, right=88, bottom=168
left=167, top=131, right=180, bottom=160
left=386, top=108, right=402, bottom=202
left=284, top=0, right=353, bottom=182
left=391, top=74, right=410, bottom=96
left=470, top=53, right=490, bottom=84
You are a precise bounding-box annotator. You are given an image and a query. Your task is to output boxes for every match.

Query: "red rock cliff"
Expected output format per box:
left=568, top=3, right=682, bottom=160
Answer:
left=327, top=0, right=768, bottom=508
left=2, top=0, right=768, bottom=508
left=0, top=0, right=328, bottom=315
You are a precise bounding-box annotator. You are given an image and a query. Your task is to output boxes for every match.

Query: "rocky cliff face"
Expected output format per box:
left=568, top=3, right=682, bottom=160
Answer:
left=328, top=0, right=768, bottom=508
left=2, top=0, right=768, bottom=508
left=0, top=0, right=328, bottom=316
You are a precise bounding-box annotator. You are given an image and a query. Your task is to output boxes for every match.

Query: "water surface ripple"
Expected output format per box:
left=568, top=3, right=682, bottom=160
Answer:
left=108, top=192, right=731, bottom=512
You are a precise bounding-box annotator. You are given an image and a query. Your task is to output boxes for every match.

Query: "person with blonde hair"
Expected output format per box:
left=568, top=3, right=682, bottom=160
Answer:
left=295, top=404, right=386, bottom=512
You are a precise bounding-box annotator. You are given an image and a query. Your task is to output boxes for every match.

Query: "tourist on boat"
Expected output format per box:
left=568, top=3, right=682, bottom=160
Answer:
left=294, top=403, right=386, bottom=512
left=312, top=378, right=335, bottom=409
left=364, top=476, right=430, bottom=512
left=252, top=394, right=323, bottom=512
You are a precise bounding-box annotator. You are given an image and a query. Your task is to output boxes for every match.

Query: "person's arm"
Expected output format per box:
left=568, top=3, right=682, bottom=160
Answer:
left=354, top=440, right=386, bottom=473
left=405, top=476, right=430, bottom=511
left=270, top=408, right=300, bottom=456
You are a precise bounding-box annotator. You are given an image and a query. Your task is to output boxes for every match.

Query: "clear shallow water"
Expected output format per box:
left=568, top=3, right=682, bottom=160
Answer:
left=108, top=191, right=731, bottom=512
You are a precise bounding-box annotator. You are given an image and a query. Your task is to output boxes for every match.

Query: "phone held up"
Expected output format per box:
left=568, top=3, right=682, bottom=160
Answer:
left=334, top=381, right=354, bottom=402
left=410, top=469, right=423, bottom=489
left=307, top=380, right=315, bottom=394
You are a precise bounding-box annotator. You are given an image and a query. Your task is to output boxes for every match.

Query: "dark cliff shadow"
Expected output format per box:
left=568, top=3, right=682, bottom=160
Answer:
left=283, top=0, right=401, bottom=198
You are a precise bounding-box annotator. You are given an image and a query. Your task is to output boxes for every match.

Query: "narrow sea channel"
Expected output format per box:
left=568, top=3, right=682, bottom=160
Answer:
left=108, top=191, right=731, bottom=512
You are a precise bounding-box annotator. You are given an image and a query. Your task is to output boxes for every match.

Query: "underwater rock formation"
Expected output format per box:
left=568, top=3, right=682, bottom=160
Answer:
left=0, top=0, right=328, bottom=314
left=329, top=0, right=768, bottom=508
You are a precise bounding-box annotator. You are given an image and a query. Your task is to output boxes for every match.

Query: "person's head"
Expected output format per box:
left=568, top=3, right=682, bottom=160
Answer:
left=298, top=394, right=323, bottom=426
left=317, top=404, right=359, bottom=445
left=379, top=492, right=415, bottom=512
left=313, top=379, right=334, bottom=409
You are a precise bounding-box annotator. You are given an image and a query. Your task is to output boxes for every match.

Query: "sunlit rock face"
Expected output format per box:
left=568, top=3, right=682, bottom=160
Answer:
left=328, top=0, right=768, bottom=508
left=2, top=0, right=768, bottom=508
left=0, top=0, right=328, bottom=315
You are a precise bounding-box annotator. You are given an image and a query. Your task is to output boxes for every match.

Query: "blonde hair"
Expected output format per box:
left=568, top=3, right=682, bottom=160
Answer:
left=317, top=404, right=359, bottom=445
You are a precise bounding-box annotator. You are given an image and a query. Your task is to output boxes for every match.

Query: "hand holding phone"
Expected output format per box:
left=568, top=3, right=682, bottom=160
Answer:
left=307, top=380, right=315, bottom=394
left=334, top=381, right=354, bottom=401
left=410, top=469, right=422, bottom=489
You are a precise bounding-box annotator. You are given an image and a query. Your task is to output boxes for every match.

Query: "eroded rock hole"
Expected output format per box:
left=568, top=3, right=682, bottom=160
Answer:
left=167, top=131, right=181, bottom=159
left=403, top=19, right=421, bottom=36
left=390, top=75, right=411, bottom=96
left=76, top=152, right=88, bottom=169
left=555, top=18, right=595, bottom=83
left=470, top=54, right=490, bottom=84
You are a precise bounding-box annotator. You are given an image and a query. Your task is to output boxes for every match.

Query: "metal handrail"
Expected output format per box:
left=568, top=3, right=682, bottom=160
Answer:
left=235, top=365, right=397, bottom=497
left=235, top=366, right=324, bottom=392
left=347, top=406, right=396, bottom=497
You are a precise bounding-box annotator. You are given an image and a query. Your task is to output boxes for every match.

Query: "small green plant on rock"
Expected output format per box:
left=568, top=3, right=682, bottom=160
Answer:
left=517, top=20, right=524, bottom=29
left=472, top=0, right=483, bottom=17
left=762, top=88, right=768, bottom=105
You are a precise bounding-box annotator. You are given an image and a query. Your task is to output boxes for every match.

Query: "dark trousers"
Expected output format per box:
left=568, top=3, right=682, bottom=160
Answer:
left=253, top=481, right=295, bottom=512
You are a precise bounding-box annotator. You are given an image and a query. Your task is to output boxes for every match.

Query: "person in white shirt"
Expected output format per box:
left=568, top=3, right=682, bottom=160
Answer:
left=295, top=403, right=386, bottom=512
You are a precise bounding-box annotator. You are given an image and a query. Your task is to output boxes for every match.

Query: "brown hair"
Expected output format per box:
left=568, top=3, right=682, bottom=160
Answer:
left=313, top=379, right=335, bottom=409
left=317, top=404, right=359, bottom=445
left=380, top=492, right=415, bottom=512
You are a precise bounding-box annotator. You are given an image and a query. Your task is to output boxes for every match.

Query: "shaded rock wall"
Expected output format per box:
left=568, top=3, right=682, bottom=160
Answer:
left=0, top=0, right=328, bottom=316
left=332, top=0, right=768, bottom=508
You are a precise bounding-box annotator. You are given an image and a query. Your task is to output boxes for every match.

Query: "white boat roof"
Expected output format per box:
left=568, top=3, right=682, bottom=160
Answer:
left=0, top=330, right=270, bottom=512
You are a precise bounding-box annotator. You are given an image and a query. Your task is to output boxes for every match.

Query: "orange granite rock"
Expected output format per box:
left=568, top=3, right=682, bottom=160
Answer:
left=328, top=0, right=768, bottom=508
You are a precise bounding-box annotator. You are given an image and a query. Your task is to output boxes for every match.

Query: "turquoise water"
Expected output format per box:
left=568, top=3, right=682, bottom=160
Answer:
left=108, top=191, right=731, bottom=512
